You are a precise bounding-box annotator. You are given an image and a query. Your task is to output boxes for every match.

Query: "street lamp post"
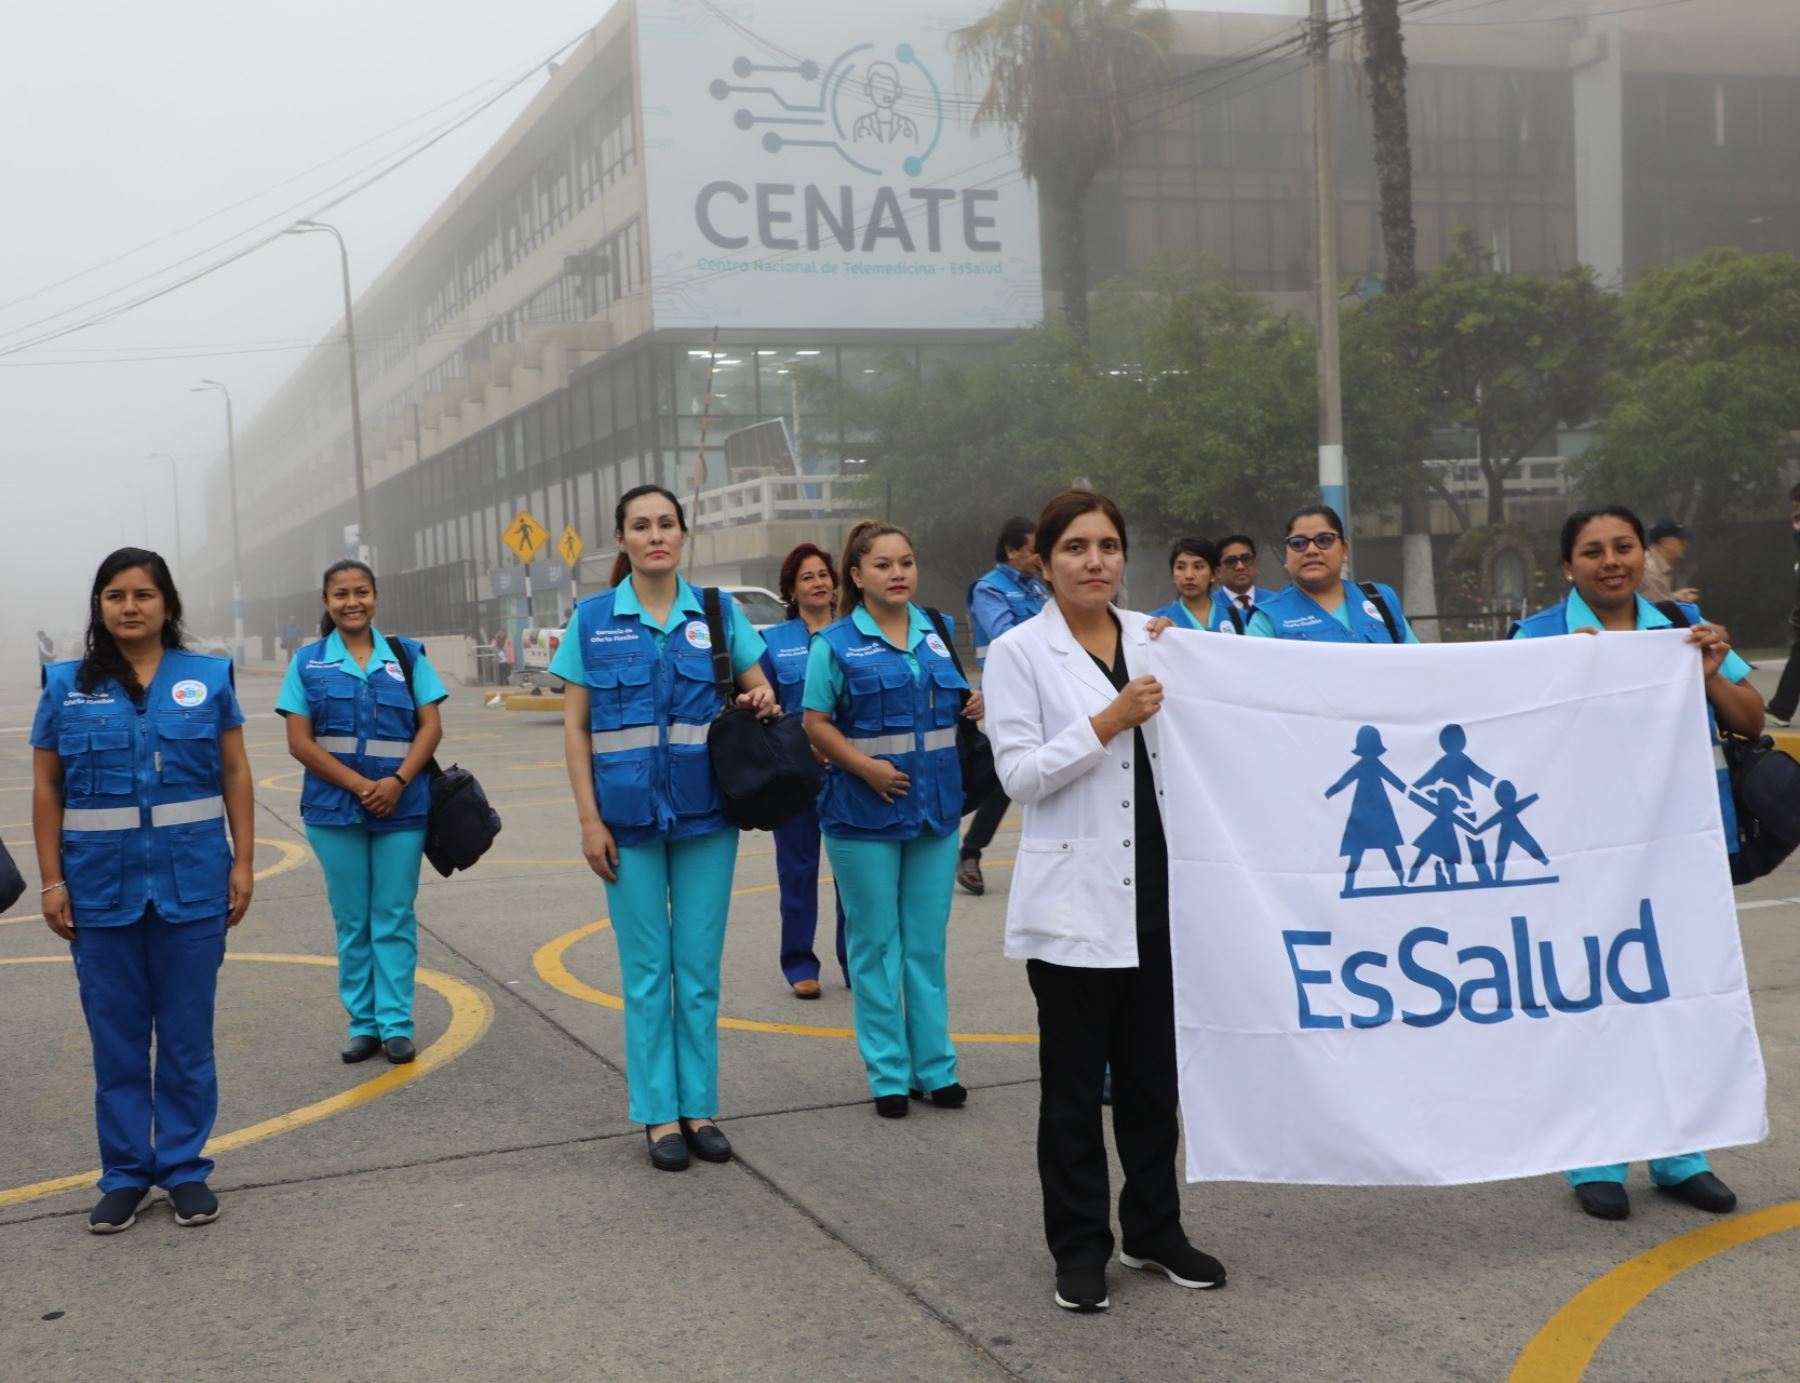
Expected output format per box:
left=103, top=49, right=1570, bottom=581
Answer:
left=285, top=220, right=369, bottom=560
left=147, top=452, right=183, bottom=573
left=190, top=381, right=244, bottom=665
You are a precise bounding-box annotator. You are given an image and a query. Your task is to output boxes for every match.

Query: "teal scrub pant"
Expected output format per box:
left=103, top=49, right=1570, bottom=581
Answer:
left=306, top=825, right=426, bottom=1041
left=605, top=829, right=739, bottom=1126
left=1566, top=1152, right=1710, bottom=1188
left=824, top=830, right=959, bottom=1098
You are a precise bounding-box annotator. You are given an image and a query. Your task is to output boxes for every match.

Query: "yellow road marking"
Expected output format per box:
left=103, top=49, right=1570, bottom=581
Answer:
left=258, top=769, right=303, bottom=793
left=1509, top=1200, right=1800, bottom=1380
left=0, top=837, right=310, bottom=929
left=0, top=955, right=492, bottom=1210
left=533, top=864, right=1035, bottom=1044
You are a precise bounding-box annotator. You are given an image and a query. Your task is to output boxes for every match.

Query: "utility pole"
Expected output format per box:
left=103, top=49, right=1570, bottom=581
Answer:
left=147, top=452, right=184, bottom=573
left=191, top=381, right=244, bottom=665
left=1310, top=0, right=1348, bottom=533
left=287, top=220, right=369, bottom=560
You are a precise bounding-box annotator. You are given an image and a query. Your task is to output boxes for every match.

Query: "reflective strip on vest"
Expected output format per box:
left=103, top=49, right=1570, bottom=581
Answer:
left=1714, top=744, right=1729, bottom=772
left=316, top=735, right=359, bottom=754
left=974, top=644, right=991, bottom=660
left=363, top=739, right=413, bottom=759
left=667, top=723, right=710, bottom=747
left=152, top=797, right=225, bottom=827
left=921, top=727, right=958, bottom=753
left=850, top=733, right=914, bottom=757
left=592, top=725, right=660, bottom=755
left=63, top=806, right=140, bottom=832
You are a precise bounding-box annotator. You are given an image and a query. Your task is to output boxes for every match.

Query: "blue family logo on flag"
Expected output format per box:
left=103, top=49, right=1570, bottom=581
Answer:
left=924, top=632, right=949, bottom=659
left=1325, top=723, right=1558, bottom=899
left=685, top=621, right=712, bottom=650
left=170, top=679, right=208, bottom=709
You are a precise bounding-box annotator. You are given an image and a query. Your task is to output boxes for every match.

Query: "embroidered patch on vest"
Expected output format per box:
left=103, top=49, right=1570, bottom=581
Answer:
left=171, top=679, right=208, bottom=708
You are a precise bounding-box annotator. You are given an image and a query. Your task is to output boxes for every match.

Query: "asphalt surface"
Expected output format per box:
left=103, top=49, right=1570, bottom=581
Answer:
left=1, top=662, right=1796, bottom=1382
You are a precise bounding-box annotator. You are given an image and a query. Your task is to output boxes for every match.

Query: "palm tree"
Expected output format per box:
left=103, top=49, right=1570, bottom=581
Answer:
left=955, top=0, right=1174, bottom=343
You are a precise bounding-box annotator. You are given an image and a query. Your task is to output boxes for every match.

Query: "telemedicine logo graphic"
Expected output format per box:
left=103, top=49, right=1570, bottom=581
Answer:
left=1324, top=723, right=1558, bottom=900
left=711, top=43, right=946, bottom=179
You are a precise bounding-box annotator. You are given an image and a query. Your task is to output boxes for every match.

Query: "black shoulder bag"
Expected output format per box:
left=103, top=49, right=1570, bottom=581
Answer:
left=0, top=837, right=24, bottom=913
left=702, top=588, right=823, bottom=831
left=924, top=607, right=1001, bottom=815
left=391, top=639, right=503, bottom=877
left=1654, top=601, right=1800, bottom=884
left=1357, top=582, right=1404, bottom=644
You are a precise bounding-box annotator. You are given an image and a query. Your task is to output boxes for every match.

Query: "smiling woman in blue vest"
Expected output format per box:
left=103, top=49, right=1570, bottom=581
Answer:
left=278, top=559, right=447, bottom=1067
left=1513, top=505, right=1762, bottom=1223
left=803, top=520, right=984, bottom=1118
left=761, top=541, right=848, bottom=1000
left=553, top=484, right=776, bottom=1173
left=31, top=548, right=255, bottom=1234
left=1245, top=506, right=1419, bottom=644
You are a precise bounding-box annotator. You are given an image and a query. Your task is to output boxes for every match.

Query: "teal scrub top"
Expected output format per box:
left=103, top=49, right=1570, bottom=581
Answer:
left=547, top=575, right=766, bottom=683
left=1245, top=587, right=1421, bottom=642
left=276, top=627, right=449, bottom=715
left=1513, top=591, right=1753, bottom=683
left=802, top=603, right=938, bottom=714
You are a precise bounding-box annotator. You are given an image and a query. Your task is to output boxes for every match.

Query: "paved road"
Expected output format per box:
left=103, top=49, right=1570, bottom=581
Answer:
left=1, top=665, right=1795, bottom=1382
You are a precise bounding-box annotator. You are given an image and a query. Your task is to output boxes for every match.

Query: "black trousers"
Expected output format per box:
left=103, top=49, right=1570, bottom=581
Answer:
left=1027, top=939, right=1184, bottom=1271
left=960, top=787, right=1009, bottom=857
left=1770, top=610, right=1800, bottom=720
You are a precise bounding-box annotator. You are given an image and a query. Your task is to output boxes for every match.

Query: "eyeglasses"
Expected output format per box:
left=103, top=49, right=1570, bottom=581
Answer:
left=1219, top=554, right=1256, bottom=568
left=1284, top=532, right=1342, bottom=553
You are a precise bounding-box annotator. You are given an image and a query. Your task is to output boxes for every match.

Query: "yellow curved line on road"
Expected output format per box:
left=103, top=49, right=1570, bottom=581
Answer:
left=257, top=769, right=303, bottom=793
left=1509, top=1199, right=1800, bottom=1380
left=0, top=836, right=310, bottom=929
left=533, top=866, right=1037, bottom=1044
left=0, top=956, right=492, bottom=1210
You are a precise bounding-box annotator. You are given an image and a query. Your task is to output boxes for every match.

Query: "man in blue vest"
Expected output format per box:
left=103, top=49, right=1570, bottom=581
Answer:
left=960, top=516, right=1047, bottom=894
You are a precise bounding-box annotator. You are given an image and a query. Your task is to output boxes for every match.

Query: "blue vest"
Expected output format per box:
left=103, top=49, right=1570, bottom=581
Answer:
left=1149, top=599, right=1236, bottom=634
left=760, top=617, right=814, bottom=717
left=1257, top=582, right=1406, bottom=643
left=44, top=652, right=236, bottom=926
left=967, top=565, right=1047, bottom=665
left=816, top=612, right=966, bottom=841
left=295, top=636, right=431, bottom=831
left=576, top=587, right=735, bottom=846
left=1513, top=599, right=1738, bottom=853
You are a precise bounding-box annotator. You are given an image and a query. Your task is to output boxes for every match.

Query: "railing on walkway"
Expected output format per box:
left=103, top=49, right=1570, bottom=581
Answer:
left=690, top=474, right=859, bottom=530
left=1410, top=607, right=1529, bottom=643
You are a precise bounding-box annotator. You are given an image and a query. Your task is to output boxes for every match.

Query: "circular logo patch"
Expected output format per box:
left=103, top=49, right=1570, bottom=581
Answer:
left=384, top=662, right=406, bottom=681
left=686, top=622, right=713, bottom=650
left=170, top=679, right=207, bottom=708
left=925, top=633, right=949, bottom=659
left=1363, top=601, right=1382, bottom=620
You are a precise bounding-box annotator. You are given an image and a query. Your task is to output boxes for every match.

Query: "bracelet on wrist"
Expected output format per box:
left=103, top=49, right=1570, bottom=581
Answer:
left=41, top=881, right=67, bottom=895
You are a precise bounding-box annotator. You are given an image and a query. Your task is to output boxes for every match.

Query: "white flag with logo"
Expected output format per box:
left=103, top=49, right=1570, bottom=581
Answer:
left=1148, top=630, right=1767, bottom=1185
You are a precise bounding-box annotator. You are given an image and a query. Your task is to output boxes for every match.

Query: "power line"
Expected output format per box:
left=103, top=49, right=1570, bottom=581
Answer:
left=1416, top=0, right=1704, bottom=24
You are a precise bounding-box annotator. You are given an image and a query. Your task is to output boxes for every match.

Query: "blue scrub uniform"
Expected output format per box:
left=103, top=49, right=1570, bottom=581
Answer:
left=1513, top=592, right=1750, bottom=1191
left=1246, top=581, right=1420, bottom=643
left=549, top=576, right=765, bottom=1126
left=33, top=651, right=243, bottom=1193
left=277, top=629, right=448, bottom=1042
left=968, top=564, right=1047, bottom=667
left=1148, top=598, right=1237, bottom=633
left=804, top=604, right=966, bottom=1097
left=760, top=618, right=848, bottom=989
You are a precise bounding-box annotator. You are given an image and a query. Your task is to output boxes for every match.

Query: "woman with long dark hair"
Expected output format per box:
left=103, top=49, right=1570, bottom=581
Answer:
left=277, top=559, right=447, bottom=1065
left=552, top=485, right=777, bottom=1171
left=31, top=548, right=255, bottom=1232
left=762, top=542, right=848, bottom=998
left=802, top=520, right=983, bottom=1118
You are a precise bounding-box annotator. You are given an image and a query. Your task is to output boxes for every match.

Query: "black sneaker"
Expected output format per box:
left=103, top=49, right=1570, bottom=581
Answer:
left=169, top=1181, right=221, bottom=1227
left=1660, top=1171, right=1737, bottom=1215
left=87, top=1186, right=152, bottom=1235
left=1054, top=1265, right=1110, bottom=1312
left=874, top=1095, right=909, bottom=1119
left=1121, top=1241, right=1226, bottom=1289
left=1574, top=1182, right=1630, bottom=1220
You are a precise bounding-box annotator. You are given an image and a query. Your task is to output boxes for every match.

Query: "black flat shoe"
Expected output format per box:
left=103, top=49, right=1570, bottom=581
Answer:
left=382, top=1036, right=417, bottom=1064
left=1574, top=1182, right=1630, bottom=1220
left=682, top=1119, right=732, bottom=1163
left=646, top=1128, right=690, bottom=1172
left=906, top=1083, right=968, bottom=1108
left=88, top=1186, right=152, bottom=1235
left=874, top=1095, right=909, bottom=1119
left=1660, top=1171, right=1737, bottom=1214
left=1121, top=1241, right=1226, bottom=1289
left=341, top=1035, right=382, bottom=1063
left=1054, top=1265, right=1110, bottom=1312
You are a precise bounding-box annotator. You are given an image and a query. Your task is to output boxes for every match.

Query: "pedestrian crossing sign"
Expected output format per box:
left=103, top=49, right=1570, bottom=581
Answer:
left=503, top=511, right=548, bottom=563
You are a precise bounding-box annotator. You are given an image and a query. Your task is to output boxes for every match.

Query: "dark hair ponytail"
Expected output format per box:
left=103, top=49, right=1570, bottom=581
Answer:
left=610, top=484, right=687, bottom=587
left=78, top=547, right=185, bottom=695
left=318, top=559, right=377, bottom=637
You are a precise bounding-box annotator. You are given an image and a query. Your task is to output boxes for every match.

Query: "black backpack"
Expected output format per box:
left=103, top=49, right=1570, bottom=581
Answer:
left=702, top=588, right=823, bottom=831
left=390, top=639, right=503, bottom=877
